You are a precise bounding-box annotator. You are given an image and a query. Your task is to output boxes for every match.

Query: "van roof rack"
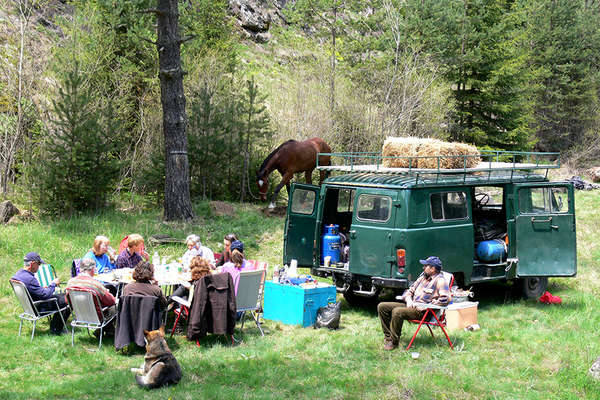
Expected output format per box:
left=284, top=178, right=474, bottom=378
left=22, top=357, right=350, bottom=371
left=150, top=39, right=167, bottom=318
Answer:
left=317, top=150, right=560, bottom=182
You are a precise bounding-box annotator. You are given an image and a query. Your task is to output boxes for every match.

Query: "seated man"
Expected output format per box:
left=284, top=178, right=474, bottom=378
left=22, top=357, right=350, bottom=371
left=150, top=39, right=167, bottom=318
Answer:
left=377, top=256, right=450, bottom=351
left=66, top=258, right=117, bottom=333
left=115, top=234, right=149, bottom=269
left=12, top=252, right=71, bottom=335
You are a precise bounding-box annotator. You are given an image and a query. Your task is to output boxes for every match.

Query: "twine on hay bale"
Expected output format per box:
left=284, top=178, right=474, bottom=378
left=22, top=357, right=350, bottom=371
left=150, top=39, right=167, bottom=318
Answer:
left=382, top=137, right=480, bottom=169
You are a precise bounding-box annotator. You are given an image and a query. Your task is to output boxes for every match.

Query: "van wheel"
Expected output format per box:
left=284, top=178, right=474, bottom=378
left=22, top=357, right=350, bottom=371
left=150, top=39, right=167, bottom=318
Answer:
left=343, top=288, right=380, bottom=307
left=516, top=277, right=548, bottom=299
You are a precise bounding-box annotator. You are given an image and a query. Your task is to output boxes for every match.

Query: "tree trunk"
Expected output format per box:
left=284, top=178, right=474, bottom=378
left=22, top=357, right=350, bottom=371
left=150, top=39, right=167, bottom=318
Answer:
left=156, top=0, right=194, bottom=221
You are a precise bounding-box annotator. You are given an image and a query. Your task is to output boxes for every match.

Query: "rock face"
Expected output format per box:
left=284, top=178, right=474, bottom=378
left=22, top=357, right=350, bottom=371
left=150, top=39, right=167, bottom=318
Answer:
left=0, top=200, right=20, bottom=224
left=229, top=0, right=288, bottom=42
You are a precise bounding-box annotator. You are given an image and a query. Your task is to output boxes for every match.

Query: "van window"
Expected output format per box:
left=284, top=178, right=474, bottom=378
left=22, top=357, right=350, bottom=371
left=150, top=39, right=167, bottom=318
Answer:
left=337, top=189, right=355, bottom=212
left=291, top=189, right=316, bottom=214
left=519, top=187, right=568, bottom=214
left=357, top=194, right=391, bottom=222
left=430, top=191, right=468, bottom=221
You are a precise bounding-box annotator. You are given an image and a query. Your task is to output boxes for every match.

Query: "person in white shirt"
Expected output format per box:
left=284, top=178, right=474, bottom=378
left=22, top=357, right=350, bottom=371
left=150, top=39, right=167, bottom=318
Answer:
left=181, top=234, right=214, bottom=268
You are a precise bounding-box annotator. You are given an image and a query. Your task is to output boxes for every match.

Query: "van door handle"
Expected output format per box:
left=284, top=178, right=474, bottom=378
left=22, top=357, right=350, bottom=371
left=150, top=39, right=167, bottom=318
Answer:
left=349, top=230, right=357, bottom=239
left=531, top=217, right=552, bottom=223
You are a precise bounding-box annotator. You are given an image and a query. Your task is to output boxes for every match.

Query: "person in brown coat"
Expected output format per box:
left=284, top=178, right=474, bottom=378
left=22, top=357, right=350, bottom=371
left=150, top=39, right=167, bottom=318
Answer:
left=123, top=261, right=167, bottom=310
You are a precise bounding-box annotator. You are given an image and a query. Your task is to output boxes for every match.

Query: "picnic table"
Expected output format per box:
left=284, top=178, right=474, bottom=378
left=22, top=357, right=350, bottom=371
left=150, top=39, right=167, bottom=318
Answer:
left=95, top=264, right=191, bottom=297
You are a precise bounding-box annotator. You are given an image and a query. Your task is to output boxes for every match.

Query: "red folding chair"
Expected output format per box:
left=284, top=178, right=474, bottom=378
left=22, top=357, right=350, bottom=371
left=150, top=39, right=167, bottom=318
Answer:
left=405, top=271, right=454, bottom=350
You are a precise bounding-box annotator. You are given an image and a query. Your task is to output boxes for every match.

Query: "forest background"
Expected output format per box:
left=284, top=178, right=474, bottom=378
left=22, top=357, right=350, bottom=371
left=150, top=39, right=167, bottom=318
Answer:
left=1, top=0, right=600, bottom=216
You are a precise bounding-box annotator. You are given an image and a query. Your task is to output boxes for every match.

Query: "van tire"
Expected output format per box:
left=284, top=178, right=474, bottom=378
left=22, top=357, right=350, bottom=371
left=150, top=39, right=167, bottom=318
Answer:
left=516, top=277, right=548, bottom=299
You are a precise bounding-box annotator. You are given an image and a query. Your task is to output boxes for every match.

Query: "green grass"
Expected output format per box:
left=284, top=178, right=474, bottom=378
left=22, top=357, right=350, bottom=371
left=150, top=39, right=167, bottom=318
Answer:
left=1, top=195, right=599, bottom=399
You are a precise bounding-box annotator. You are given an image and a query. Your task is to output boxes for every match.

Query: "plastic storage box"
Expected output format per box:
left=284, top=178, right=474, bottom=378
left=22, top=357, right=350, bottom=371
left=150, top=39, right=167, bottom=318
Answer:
left=263, top=281, right=337, bottom=327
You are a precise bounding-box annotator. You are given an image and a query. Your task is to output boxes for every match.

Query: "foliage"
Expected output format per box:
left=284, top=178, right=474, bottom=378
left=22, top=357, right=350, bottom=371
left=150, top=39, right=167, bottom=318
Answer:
left=519, top=0, right=600, bottom=152
left=32, top=63, right=122, bottom=215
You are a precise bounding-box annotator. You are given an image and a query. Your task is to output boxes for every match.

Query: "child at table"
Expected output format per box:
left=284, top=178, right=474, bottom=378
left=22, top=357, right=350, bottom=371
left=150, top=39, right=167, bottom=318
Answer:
left=168, top=256, right=212, bottom=306
left=218, top=240, right=251, bottom=296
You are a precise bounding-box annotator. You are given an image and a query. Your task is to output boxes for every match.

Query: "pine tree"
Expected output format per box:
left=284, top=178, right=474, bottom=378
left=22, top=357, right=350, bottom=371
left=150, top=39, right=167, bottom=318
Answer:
left=238, top=77, right=271, bottom=203
left=34, top=63, right=121, bottom=214
left=402, top=0, right=534, bottom=149
left=521, top=0, right=600, bottom=152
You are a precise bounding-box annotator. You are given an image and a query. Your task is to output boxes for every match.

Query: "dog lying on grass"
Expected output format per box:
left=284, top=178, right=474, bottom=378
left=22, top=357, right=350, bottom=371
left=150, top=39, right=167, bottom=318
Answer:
left=131, top=326, right=182, bottom=389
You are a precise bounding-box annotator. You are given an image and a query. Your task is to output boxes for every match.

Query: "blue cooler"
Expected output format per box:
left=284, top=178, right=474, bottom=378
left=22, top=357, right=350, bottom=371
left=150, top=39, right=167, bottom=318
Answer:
left=263, top=281, right=337, bottom=327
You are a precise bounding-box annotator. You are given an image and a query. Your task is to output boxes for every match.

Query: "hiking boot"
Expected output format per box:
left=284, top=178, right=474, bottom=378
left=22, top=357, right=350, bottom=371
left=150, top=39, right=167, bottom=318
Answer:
left=383, top=338, right=397, bottom=351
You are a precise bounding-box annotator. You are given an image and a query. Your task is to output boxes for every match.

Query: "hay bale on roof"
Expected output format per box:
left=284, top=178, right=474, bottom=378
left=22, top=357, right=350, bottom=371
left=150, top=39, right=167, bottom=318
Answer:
left=382, top=137, right=480, bottom=169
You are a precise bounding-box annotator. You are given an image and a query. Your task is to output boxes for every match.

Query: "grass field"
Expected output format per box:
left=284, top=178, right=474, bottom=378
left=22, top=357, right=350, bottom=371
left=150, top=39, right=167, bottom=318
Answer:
left=1, top=192, right=599, bottom=399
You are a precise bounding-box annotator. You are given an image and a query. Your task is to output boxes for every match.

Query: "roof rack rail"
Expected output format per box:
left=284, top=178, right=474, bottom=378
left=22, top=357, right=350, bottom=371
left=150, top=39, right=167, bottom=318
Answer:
left=316, top=150, right=560, bottom=182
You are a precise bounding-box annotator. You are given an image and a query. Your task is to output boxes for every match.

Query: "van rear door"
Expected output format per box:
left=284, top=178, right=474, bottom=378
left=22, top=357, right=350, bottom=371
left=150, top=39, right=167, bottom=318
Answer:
left=513, top=183, right=576, bottom=277
left=284, top=183, right=321, bottom=267
left=348, top=189, right=397, bottom=278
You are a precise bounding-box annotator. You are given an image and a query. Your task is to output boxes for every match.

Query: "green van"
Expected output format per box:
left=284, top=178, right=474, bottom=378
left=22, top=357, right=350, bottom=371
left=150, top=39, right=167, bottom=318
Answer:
left=283, top=151, right=576, bottom=303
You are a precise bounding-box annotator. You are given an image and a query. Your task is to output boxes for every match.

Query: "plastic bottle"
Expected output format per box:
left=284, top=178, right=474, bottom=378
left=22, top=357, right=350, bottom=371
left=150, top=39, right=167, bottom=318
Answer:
left=272, top=269, right=279, bottom=283
left=289, top=259, right=298, bottom=277
left=153, top=251, right=159, bottom=266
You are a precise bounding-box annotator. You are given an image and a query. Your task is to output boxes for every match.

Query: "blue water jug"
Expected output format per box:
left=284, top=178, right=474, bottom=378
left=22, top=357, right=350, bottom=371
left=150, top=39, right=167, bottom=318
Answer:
left=476, top=239, right=507, bottom=263
left=321, top=224, right=341, bottom=264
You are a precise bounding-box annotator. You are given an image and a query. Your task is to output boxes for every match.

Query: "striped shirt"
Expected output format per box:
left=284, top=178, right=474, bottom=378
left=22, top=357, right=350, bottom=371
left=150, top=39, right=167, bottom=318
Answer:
left=406, top=271, right=450, bottom=306
left=66, top=274, right=116, bottom=308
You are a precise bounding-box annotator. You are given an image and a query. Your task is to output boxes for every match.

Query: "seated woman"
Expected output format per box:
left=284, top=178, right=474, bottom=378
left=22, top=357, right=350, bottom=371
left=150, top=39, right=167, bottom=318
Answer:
left=115, top=234, right=149, bottom=269
left=122, top=261, right=167, bottom=310
left=181, top=234, right=215, bottom=268
left=83, top=235, right=116, bottom=274
left=215, top=233, right=238, bottom=267
left=218, top=240, right=251, bottom=295
left=169, top=256, right=212, bottom=302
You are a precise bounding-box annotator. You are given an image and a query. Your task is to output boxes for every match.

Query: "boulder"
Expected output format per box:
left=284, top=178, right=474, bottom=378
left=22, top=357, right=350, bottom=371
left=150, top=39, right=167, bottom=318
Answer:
left=588, top=167, right=600, bottom=183
left=590, top=356, right=600, bottom=380
left=230, top=0, right=271, bottom=32
left=0, top=200, right=19, bottom=224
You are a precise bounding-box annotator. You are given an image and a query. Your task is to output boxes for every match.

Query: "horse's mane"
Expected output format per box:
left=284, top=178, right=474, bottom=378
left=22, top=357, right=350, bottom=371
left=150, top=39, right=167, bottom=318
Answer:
left=257, top=139, right=296, bottom=176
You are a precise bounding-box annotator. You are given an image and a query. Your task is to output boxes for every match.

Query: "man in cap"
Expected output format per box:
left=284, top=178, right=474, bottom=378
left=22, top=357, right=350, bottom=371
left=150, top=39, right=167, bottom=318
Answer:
left=377, top=256, right=450, bottom=350
left=12, top=252, right=71, bottom=334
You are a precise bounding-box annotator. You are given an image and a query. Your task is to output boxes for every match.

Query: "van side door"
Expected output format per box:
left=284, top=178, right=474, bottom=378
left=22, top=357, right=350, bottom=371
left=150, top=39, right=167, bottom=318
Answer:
left=284, top=183, right=321, bottom=267
left=513, top=183, right=576, bottom=277
left=348, top=189, right=397, bottom=278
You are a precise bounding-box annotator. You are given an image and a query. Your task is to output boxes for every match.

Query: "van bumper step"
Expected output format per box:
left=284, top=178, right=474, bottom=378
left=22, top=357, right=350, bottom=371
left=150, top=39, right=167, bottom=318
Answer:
left=372, top=277, right=409, bottom=290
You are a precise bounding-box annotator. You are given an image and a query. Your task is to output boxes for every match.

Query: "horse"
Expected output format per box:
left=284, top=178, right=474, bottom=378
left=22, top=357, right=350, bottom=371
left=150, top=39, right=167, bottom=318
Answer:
left=256, top=137, right=331, bottom=208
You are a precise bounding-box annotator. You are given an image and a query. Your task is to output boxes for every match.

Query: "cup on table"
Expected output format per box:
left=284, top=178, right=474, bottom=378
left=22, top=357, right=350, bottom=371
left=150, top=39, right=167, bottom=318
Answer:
left=324, top=256, right=331, bottom=267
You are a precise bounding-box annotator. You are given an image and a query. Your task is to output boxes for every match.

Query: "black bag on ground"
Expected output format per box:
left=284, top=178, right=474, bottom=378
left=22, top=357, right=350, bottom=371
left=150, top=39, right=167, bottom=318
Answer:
left=314, top=302, right=341, bottom=330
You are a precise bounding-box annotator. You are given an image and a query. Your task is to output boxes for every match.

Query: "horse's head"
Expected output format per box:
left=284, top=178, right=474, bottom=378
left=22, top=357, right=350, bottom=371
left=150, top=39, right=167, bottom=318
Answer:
left=256, top=171, right=268, bottom=202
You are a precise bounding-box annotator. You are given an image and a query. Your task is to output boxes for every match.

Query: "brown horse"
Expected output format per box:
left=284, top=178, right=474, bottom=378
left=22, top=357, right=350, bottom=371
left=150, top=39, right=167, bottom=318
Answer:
left=256, top=137, right=331, bottom=208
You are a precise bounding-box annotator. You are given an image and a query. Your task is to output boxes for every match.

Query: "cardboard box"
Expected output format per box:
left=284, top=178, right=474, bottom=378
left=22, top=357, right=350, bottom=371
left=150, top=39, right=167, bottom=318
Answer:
left=446, top=301, right=478, bottom=331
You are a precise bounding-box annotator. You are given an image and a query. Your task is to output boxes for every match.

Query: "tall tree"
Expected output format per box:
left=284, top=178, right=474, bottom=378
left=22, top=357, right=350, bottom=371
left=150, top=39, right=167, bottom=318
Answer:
left=151, top=0, right=194, bottom=221
left=402, top=0, right=533, bottom=149
left=520, top=0, right=600, bottom=152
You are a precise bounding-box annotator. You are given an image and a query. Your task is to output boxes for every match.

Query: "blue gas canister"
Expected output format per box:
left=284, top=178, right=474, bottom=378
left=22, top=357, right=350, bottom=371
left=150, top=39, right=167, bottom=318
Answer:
left=321, top=224, right=341, bottom=264
left=476, top=239, right=507, bottom=263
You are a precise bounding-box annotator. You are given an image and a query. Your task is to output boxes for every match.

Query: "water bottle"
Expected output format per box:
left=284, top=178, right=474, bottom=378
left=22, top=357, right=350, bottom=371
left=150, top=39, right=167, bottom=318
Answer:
left=272, top=269, right=279, bottom=283
left=153, top=251, right=159, bottom=266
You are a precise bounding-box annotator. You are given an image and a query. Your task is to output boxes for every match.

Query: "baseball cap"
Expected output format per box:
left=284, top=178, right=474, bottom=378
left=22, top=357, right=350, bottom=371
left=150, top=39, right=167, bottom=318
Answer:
left=24, top=252, right=45, bottom=264
left=419, top=256, right=442, bottom=270
left=230, top=240, right=244, bottom=253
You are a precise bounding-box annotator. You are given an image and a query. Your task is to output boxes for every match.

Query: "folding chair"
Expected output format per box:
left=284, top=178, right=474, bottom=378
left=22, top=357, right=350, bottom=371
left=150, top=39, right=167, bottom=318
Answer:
left=35, top=263, right=63, bottom=293
left=66, top=288, right=117, bottom=349
left=170, top=284, right=194, bottom=337
left=405, top=271, right=454, bottom=350
left=236, top=269, right=266, bottom=336
left=9, top=279, right=68, bottom=341
left=71, top=259, right=81, bottom=278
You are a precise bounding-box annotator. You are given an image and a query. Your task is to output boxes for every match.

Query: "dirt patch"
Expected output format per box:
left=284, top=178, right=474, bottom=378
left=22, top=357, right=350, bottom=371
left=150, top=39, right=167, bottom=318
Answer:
left=260, top=206, right=287, bottom=217
left=210, top=201, right=236, bottom=217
